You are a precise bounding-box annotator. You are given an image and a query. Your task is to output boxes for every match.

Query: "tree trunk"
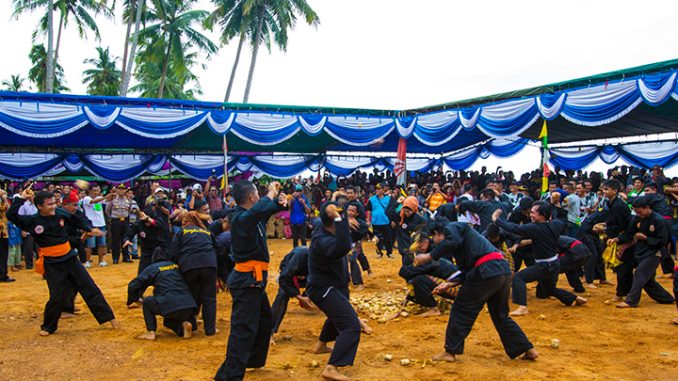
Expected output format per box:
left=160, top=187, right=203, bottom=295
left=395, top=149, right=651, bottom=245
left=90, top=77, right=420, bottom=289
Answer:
left=120, top=0, right=144, bottom=96
left=224, top=31, right=245, bottom=102
left=119, top=0, right=135, bottom=94
left=242, top=8, right=264, bottom=103
left=53, top=12, right=64, bottom=64
left=45, top=0, right=54, bottom=93
left=157, top=33, right=173, bottom=99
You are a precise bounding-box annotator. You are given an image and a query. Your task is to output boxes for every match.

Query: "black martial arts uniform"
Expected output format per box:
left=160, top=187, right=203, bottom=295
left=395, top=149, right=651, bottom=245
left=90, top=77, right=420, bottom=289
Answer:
left=348, top=200, right=371, bottom=273
left=125, top=217, right=167, bottom=274
left=127, top=261, right=197, bottom=336
left=458, top=199, right=510, bottom=233
left=496, top=218, right=578, bottom=307
left=271, top=246, right=309, bottom=334
left=536, top=236, right=590, bottom=295
left=209, top=220, right=235, bottom=284
left=170, top=224, right=217, bottom=335
left=62, top=208, right=92, bottom=314
left=430, top=222, right=534, bottom=358
left=7, top=197, right=115, bottom=334
left=602, top=196, right=633, bottom=297
left=507, top=206, right=534, bottom=271
left=616, top=212, right=675, bottom=306
left=307, top=216, right=361, bottom=367
left=215, top=196, right=285, bottom=381
left=628, top=193, right=676, bottom=275
left=395, top=212, right=426, bottom=266
left=348, top=218, right=369, bottom=286
left=399, top=258, right=457, bottom=307
left=577, top=209, right=607, bottom=284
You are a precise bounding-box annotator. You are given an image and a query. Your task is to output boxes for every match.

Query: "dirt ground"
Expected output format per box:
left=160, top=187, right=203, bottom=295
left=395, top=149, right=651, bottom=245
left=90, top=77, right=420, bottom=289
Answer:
left=1, top=239, right=676, bottom=381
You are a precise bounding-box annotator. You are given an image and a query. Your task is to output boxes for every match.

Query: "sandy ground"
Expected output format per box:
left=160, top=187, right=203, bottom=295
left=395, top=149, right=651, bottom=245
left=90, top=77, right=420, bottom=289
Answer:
left=1, top=239, right=676, bottom=381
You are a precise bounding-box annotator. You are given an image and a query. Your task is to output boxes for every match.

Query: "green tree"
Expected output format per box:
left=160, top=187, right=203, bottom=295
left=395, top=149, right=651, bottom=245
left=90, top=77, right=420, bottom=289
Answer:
left=136, top=0, right=218, bottom=98
left=120, top=0, right=150, bottom=96
left=1, top=74, right=27, bottom=92
left=83, top=47, right=122, bottom=96
left=27, top=44, right=69, bottom=93
left=130, top=46, right=203, bottom=100
left=241, top=0, right=319, bottom=103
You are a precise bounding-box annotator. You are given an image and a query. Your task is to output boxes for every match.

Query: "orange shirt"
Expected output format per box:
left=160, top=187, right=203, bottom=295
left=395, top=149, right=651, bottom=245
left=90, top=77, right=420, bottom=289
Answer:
left=428, top=193, right=447, bottom=212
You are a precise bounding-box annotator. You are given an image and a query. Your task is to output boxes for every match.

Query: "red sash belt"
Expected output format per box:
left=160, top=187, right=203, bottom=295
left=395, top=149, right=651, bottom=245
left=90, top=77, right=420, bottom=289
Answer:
left=474, top=252, right=505, bottom=267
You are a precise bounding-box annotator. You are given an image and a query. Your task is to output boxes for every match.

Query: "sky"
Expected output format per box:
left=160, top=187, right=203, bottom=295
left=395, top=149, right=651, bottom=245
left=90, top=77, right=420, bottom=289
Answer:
left=2, top=0, right=678, bottom=175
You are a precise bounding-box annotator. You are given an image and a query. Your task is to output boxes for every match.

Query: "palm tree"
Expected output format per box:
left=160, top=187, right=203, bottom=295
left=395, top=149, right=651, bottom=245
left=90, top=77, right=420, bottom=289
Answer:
left=130, top=46, right=203, bottom=100
left=13, top=0, right=113, bottom=91
left=12, top=0, right=55, bottom=92
left=119, top=0, right=149, bottom=96
left=83, top=47, right=122, bottom=96
left=137, top=0, right=218, bottom=98
left=241, top=0, right=319, bottom=103
left=1, top=75, right=27, bottom=92
left=27, top=44, right=69, bottom=93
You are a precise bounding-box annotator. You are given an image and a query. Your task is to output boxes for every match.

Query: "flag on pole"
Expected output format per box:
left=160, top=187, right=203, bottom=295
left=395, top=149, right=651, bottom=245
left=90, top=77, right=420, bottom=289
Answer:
left=394, top=138, right=407, bottom=186
left=539, top=121, right=550, bottom=194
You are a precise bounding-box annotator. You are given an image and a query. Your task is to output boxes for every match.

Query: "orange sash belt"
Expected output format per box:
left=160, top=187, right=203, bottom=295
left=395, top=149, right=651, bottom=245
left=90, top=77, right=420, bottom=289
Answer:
left=35, top=241, right=72, bottom=275
left=234, top=260, right=269, bottom=282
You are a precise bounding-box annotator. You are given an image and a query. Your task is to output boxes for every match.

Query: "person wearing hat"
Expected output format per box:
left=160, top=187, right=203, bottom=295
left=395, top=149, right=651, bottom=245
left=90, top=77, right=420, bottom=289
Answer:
left=395, top=196, right=426, bottom=266
left=145, top=187, right=171, bottom=242
left=607, top=196, right=675, bottom=308
left=366, top=182, right=395, bottom=258
left=290, top=184, right=311, bottom=248
left=507, top=182, right=525, bottom=209
left=106, top=184, right=132, bottom=264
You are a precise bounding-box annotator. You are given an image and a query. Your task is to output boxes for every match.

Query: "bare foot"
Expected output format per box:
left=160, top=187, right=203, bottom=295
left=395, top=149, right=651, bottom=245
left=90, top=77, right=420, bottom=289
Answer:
left=137, top=331, right=156, bottom=340
left=574, top=296, right=588, bottom=306
left=521, top=348, right=538, bottom=360
left=671, top=317, right=678, bottom=325
left=61, top=312, right=76, bottom=319
left=39, top=330, right=50, bottom=337
left=616, top=302, right=632, bottom=308
left=354, top=284, right=365, bottom=291
left=599, top=280, right=614, bottom=286
left=509, top=306, right=529, bottom=316
left=182, top=321, right=193, bottom=339
left=367, top=270, right=373, bottom=278
left=419, top=307, right=441, bottom=317
left=606, top=295, right=623, bottom=303
left=359, top=319, right=372, bottom=335
left=270, top=336, right=276, bottom=346
left=127, top=301, right=141, bottom=309
left=313, top=341, right=333, bottom=354
left=321, top=365, right=349, bottom=381
left=431, top=352, right=456, bottom=362
left=585, top=283, right=598, bottom=289
left=110, top=319, right=120, bottom=329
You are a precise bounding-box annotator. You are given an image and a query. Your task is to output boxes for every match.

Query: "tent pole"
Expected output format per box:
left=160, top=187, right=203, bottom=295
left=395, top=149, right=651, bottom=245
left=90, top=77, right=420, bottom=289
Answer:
left=222, top=135, right=229, bottom=197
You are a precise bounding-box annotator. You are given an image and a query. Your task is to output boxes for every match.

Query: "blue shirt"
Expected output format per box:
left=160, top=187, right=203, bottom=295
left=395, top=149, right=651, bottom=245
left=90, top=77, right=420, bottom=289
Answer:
left=368, top=195, right=391, bottom=226
left=290, top=195, right=309, bottom=225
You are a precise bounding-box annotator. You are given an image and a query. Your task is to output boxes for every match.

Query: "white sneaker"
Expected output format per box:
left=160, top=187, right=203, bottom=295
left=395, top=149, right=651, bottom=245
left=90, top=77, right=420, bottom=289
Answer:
left=99, top=261, right=108, bottom=267
left=84, top=261, right=92, bottom=268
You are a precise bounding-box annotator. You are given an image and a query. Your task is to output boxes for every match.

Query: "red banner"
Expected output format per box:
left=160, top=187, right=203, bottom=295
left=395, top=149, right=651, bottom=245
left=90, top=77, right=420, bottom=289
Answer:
left=394, top=138, right=407, bottom=186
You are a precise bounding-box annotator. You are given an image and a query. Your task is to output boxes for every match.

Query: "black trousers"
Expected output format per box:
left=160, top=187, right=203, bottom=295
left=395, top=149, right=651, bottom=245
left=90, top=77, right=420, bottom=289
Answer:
left=661, top=254, right=676, bottom=275
left=512, top=247, right=534, bottom=272
left=355, top=242, right=370, bottom=272
left=137, top=247, right=163, bottom=275
left=42, top=255, right=115, bottom=333
left=110, top=218, right=129, bottom=263
left=215, top=287, right=272, bottom=381
left=142, top=296, right=196, bottom=335
left=445, top=274, right=533, bottom=358
left=512, top=261, right=577, bottom=306
left=0, top=237, right=8, bottom=280
left=615, top=248, right=636, bottom=297
left=349, top=250, right=363, bottom=286
left=22, top=234, right=35, bottom=268
left=291, top=224, right=307, bottom=248
left=271, top=287, right=296, bottom=334
left=373, top=224, right=394, bottom=256
left=309, top=286, right=361, bottom=367
left=183, top=267, right=217, bottom=335
left=625, top=255, right=675, bottom=306
left=76, top=241, right=87, bottom=263
left=581, top=233, right=606, bottom=283
left=410, top=275, right=445, bottom=308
